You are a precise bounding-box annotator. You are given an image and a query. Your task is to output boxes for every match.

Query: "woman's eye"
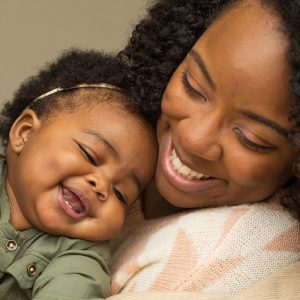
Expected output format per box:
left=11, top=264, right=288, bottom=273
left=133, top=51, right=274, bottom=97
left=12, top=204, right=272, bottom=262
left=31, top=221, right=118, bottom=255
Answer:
left=78, top=144, right=97, bottom=165
left=181, top=71, right=206, bottom=100
left=113, top=187, right=127, bottom=206
left=233, top=128, right=274, bottom=153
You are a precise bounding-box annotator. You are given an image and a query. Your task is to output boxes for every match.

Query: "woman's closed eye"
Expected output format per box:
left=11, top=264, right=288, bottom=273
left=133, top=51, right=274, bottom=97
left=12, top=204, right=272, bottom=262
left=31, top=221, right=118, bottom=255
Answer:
left=181, top=71, right=206, bottom=101
left=113, top=187, right=127, bottom=206
left=78, top=143, right=97, bottom=166
left=233, top=128, right=274, bottom=153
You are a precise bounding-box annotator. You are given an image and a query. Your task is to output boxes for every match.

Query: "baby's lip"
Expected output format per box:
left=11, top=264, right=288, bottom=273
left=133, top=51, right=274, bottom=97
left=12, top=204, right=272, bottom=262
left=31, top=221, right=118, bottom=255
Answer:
left=58, top=185, right=89, bottom=219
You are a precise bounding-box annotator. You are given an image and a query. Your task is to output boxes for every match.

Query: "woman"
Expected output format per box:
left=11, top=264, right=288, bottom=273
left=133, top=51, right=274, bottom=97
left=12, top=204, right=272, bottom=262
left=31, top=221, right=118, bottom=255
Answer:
left=108, top=0, right=300, bottom=299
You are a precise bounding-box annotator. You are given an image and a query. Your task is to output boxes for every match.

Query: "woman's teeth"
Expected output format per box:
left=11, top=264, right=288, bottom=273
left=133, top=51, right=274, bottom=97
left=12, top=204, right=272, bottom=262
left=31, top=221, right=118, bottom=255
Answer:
left=170, top=148, right=210, bottom=180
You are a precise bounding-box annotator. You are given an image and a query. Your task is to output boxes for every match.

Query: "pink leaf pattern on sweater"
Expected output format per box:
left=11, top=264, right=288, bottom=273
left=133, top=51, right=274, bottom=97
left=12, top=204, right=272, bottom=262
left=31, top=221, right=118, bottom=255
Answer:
left=150, top=229, right=198, bottom=290
left=217, top=207, right=250, bottom=247
left=179, top=257, right=245, bottom=291
left=264, top=224, right=300, bottom=252
left=111, top=212, right=179, bottom=294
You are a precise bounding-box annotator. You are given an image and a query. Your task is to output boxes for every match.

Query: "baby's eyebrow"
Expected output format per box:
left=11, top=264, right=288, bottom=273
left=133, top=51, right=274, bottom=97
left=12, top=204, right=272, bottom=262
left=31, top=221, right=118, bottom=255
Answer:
left=83, top=129, right=119, bottom=160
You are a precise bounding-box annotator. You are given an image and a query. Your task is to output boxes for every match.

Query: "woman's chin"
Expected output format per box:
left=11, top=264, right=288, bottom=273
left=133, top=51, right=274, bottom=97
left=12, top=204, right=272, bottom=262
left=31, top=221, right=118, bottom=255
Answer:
left=155, top=167, right=203, bottom=208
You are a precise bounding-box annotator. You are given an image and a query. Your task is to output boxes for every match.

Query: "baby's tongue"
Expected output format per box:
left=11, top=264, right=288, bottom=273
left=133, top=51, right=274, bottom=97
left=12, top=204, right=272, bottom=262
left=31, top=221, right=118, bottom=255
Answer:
left=62, top=187, right=85, bottom=214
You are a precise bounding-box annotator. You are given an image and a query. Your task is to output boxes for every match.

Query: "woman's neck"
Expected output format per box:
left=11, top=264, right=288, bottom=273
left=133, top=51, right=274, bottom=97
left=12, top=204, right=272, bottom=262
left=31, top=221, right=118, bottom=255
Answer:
left=142, top=180, right=182, bottom=219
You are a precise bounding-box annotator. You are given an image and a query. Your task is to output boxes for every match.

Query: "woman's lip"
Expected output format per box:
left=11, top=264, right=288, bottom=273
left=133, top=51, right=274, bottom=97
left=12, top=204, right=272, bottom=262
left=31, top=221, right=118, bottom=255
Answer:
left=160, top=135, right=225, bottom=192
left=57, top=185, right=89, bottom=219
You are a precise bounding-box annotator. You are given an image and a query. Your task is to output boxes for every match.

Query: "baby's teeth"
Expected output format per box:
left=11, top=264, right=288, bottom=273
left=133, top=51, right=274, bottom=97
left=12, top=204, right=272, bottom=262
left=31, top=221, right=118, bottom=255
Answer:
left=65, top=200, right=72, bottom=209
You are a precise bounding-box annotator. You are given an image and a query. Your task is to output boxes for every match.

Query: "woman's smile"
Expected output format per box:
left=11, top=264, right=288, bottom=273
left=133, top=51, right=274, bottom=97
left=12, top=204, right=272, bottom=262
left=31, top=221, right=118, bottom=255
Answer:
left=159, top=132, right=226, bottom=194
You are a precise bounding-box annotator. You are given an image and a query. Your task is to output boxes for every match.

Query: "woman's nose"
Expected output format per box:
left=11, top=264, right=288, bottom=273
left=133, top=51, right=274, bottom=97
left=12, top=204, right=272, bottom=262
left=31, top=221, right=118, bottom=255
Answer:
left=85, top=173, right=111, bottom=202
left=177, top=114, right=223, bottom=161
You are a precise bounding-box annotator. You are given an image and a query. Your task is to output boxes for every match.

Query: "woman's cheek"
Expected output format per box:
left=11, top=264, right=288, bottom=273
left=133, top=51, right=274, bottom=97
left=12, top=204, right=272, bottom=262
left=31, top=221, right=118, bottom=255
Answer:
left=226, top=153, right=271, bottom=187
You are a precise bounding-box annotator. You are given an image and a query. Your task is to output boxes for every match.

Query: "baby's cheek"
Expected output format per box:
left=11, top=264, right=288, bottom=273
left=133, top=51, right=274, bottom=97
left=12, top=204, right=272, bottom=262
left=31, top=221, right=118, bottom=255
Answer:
left=103, top=205, right=126, bottom=240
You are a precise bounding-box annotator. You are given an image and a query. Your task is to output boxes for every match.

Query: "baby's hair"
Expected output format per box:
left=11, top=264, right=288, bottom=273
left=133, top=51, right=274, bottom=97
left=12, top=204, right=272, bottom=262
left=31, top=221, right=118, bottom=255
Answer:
left=118, top=0, right=300, bottom=219
left=0, top=49, right=156, bottom=148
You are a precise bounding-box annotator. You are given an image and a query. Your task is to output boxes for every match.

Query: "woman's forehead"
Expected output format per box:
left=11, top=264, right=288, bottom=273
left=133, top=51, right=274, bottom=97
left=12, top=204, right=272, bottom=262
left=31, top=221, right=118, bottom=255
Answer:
left=181, top=1, right=294, bottom=134
left=192, top=2, right=291, bottom=103
left=202, top=0, right=287, bottom=55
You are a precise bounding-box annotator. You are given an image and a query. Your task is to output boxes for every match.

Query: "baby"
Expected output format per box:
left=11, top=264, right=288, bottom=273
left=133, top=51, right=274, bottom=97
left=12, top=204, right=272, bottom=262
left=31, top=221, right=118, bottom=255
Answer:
left=0, top=49, right=157, bottom=299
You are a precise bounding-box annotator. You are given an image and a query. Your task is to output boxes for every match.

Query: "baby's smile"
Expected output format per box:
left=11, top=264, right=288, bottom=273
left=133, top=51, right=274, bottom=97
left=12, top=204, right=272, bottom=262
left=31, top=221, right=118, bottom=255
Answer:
left=58, top=185, right=88, bottom=218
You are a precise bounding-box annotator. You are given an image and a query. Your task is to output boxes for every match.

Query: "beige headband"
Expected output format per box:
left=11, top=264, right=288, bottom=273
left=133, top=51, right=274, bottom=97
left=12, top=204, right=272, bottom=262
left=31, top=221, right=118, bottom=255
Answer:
left=31, top=83, right=122, bottom=104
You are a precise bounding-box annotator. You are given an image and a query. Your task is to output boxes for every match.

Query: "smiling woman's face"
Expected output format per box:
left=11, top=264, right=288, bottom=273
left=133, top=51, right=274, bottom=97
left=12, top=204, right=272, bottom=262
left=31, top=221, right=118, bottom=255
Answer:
left=156, top=0, right=296, bottom=208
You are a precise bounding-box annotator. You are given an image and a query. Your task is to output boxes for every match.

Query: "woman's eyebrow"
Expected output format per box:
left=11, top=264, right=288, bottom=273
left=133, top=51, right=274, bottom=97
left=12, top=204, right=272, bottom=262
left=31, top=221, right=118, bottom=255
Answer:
left=189, top=49, right=217, bottom=91
left=239, top=110, right=289, bottom=138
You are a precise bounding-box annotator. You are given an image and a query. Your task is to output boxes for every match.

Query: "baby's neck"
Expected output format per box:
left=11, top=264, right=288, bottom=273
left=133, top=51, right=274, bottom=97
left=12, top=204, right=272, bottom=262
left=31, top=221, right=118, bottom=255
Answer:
left=5, top=178, right=32, bottom=231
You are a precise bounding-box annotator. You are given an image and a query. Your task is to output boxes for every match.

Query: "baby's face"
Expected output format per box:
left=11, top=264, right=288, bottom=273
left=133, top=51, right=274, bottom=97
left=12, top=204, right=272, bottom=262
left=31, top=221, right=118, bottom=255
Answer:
left=6, top=100, right=157, bottom=241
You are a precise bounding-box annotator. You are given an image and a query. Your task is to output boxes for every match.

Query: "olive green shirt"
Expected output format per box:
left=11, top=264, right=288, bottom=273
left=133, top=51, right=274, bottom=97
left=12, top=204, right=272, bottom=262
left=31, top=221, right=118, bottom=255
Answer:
left=0, top=156, right=111, bottom=300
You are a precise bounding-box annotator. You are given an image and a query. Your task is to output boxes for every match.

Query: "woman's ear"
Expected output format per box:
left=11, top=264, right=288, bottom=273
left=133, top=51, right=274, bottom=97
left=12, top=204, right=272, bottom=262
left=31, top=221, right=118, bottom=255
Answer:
left=9, top=109, right=41, bottom=154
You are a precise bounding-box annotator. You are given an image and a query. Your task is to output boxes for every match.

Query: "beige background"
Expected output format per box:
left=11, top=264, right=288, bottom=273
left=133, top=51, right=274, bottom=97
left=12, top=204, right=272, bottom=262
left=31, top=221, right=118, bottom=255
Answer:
left=0, top=0, right=148, bottom=106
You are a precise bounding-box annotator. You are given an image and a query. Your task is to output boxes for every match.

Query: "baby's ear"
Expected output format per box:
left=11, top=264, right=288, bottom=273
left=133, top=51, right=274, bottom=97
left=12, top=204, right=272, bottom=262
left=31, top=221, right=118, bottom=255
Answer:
left=9, top=109, right=41, bottom=154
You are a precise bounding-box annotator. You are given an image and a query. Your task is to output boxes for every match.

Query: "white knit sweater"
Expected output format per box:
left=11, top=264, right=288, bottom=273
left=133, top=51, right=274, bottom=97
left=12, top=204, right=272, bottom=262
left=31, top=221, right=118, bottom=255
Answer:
left=110, top=196, right=300, bottom=295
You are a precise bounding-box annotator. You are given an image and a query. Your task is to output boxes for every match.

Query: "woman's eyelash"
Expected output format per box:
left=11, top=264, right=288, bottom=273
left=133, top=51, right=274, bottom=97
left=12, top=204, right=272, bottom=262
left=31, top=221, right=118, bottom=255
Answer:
left=78, top=144, right=97, bottom=165
left=113, top=187, right=127, bottom=206
left=181, top=71, right=205, bottom=99
left=233, top=128, right=273, bottom=153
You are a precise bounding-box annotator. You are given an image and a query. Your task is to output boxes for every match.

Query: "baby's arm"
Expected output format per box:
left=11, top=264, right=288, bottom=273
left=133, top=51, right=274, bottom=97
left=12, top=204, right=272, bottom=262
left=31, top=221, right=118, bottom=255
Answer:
left=31, top=247, right=110, bottom=300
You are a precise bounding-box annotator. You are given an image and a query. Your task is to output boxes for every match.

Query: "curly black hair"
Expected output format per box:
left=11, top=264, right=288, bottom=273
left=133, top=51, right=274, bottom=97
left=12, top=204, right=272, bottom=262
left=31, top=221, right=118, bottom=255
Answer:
left=119, top=0, right=300, bottom=218
left=0, top=49, right=156, bottom=147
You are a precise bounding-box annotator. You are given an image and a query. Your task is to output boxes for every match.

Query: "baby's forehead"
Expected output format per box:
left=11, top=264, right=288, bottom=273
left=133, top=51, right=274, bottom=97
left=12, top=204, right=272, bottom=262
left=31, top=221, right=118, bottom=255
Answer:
left=49, top=87, right=156, bottom=144
left=60, top=92, right=155, bottom=148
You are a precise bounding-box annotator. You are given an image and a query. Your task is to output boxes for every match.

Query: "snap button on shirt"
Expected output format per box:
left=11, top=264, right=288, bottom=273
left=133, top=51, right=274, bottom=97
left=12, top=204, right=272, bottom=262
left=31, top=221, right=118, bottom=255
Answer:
left=27, top=264, right=37, bottom=276
left=6, top=240, right=17, bottom=251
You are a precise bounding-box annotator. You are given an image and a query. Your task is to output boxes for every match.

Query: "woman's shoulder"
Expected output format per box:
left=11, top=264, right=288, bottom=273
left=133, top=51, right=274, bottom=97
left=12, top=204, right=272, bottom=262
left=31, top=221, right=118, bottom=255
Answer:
left=110, top=199, right=300, bottom=295
left=107, top=261, right=300, bottom=300
left=118, top=197, right=298, bottom=248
